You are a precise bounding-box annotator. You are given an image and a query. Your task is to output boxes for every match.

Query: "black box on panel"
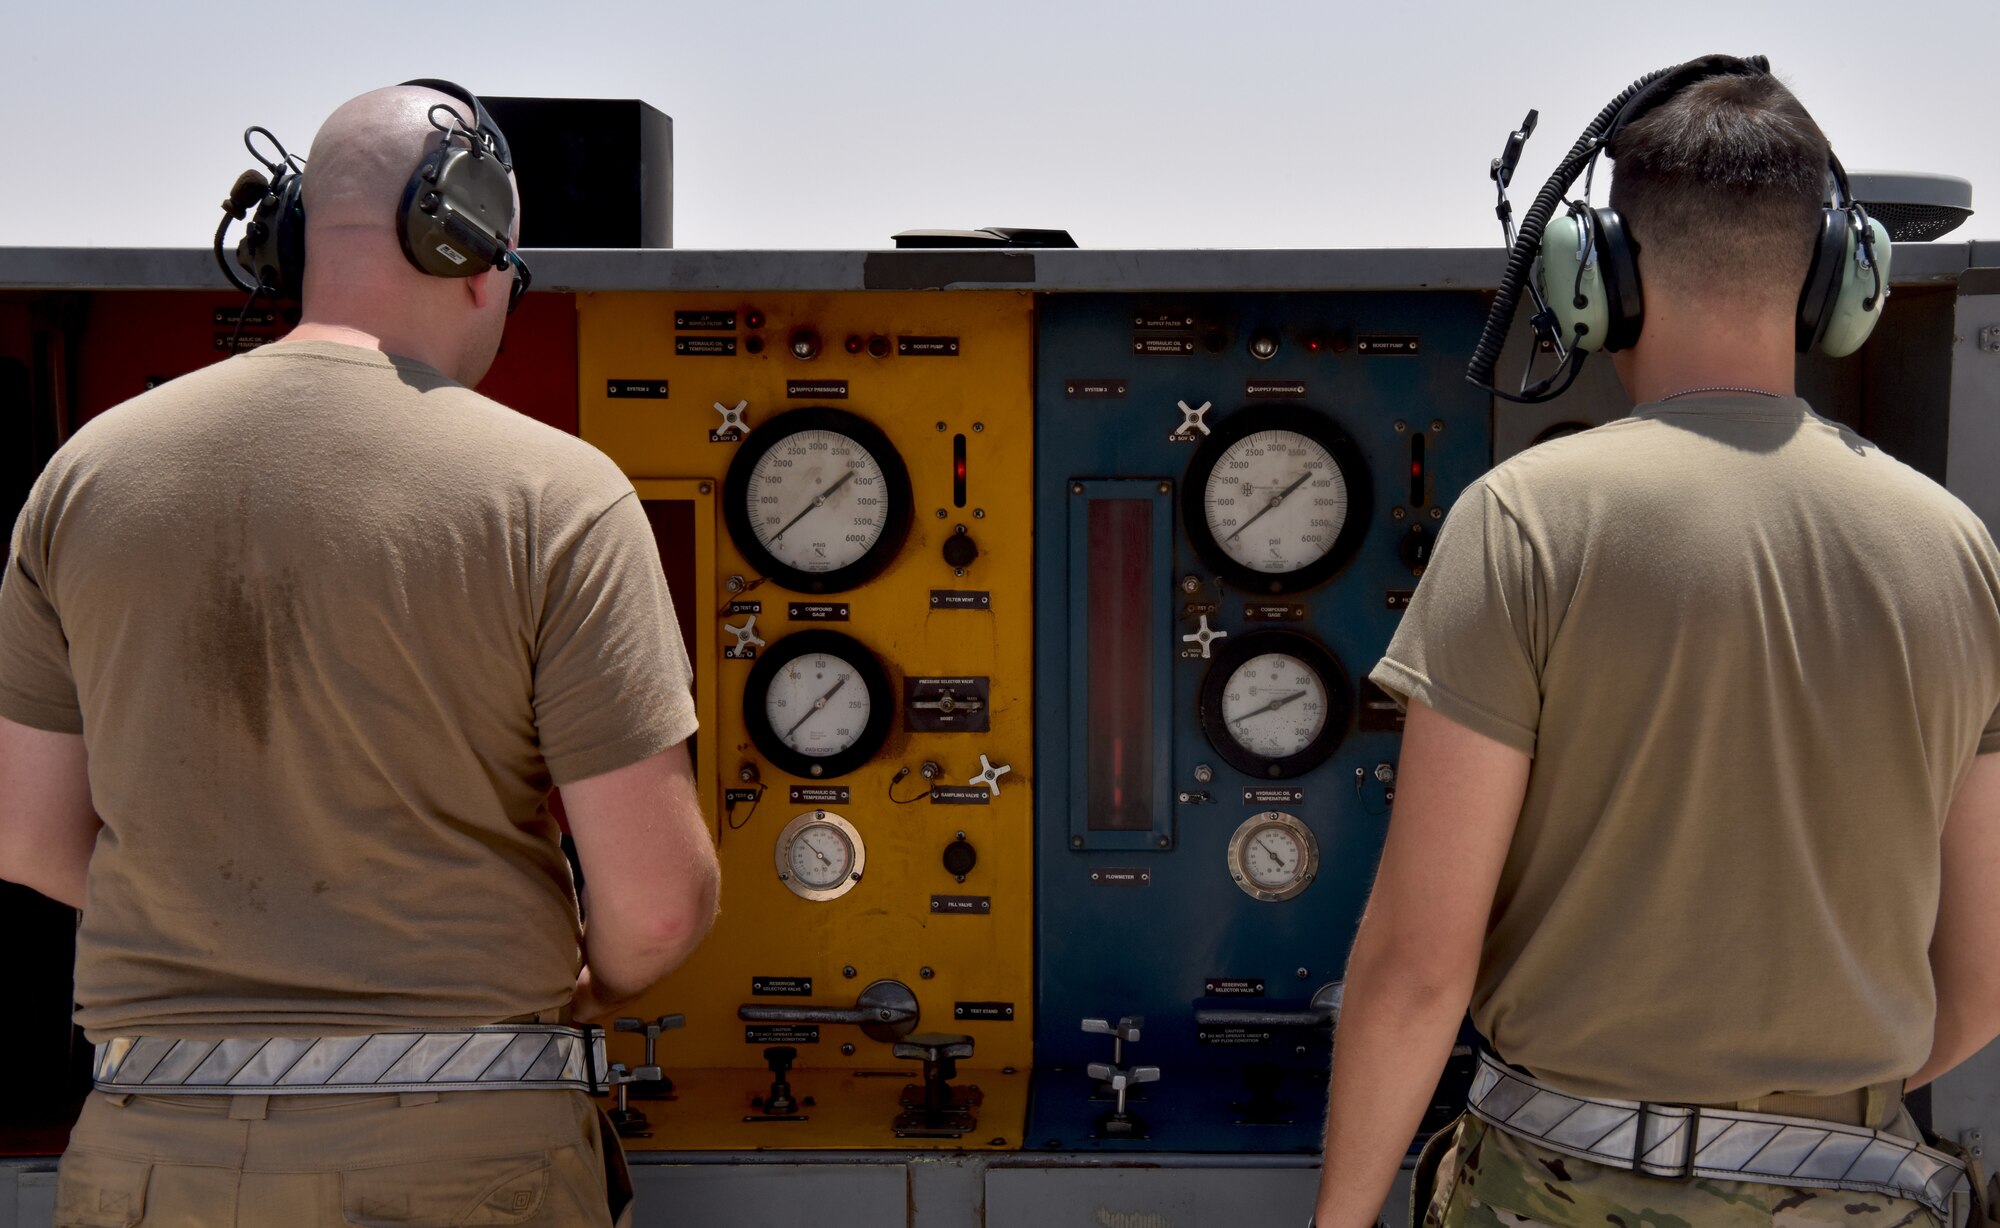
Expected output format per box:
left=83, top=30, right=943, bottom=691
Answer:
left=482, top=97, right=672, bottom=249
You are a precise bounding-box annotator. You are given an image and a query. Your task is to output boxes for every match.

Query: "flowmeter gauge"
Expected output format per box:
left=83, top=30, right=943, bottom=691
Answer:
left=1197, top=630, right=1351, bottom=778
left=744, top=630, right=895, bottom=778
left=1183, top=406, right=1371, bottom=594
left=723, top=406, right=914, bottom=593
left=775, top=810, right=866, bottom=901
left=1226, top=811, right=1319, bottom=903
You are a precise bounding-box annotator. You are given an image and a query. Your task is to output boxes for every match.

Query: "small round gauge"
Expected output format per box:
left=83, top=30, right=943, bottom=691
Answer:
left=1183, top=406, right=1372, bottom=594
left=1198, top=629, right=1352, bottom=778
left=743, top=629, right=896, bottom=779
left=1227, top=811, right=1320, bottom=902
left=775, top=810, right=866, bottom=901
left=723, top=406, right=914, bottom=593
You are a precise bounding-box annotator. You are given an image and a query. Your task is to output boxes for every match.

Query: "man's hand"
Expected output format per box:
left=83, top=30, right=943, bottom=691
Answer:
left=1911, top=750, right=2000, bottom=1090
left=0, top=716, right=99, bottom=909
left=1313, top=698, right=1530, bottom=1227
left=569, top=967, right=627, bottom=1025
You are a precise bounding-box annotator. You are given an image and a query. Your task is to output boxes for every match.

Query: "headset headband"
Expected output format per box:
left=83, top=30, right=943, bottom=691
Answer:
left=397, top=78, right=512, bottom=171
left=1602, top=54, right=1770, bottom=154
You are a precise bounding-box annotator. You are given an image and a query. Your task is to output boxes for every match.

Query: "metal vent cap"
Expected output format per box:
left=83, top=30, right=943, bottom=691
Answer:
left=1847, top=171, right=1974, bottom=242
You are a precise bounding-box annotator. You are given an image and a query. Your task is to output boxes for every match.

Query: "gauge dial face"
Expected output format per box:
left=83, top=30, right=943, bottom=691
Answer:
left=764, top=650, right=874, bottom=761
left=1227, top=811, right=1319, bottom=902
left=743, top=629, right=896, bottom=779
left=1203, top=430, right=1348, bottom=574
left=1183, top=407, right=1371, bottom=595
left=775, top=811, right=866, bottom=901
left=746, top=430, right=892, bottom=574
left=1221, top=652, right=1329, bottom=761
left=1198, top=629, right=1352, bottom=779
left=723, top=407, right=914, bottom=594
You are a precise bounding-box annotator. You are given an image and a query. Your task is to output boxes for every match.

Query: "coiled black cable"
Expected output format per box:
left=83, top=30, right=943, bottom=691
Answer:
left=1463, top=64, right=1677, bottom=395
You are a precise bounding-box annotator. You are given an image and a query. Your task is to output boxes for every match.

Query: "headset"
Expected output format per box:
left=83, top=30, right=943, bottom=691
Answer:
left=1468, top=54, right=1890, bottom=404
left=215, top=79, right=530, bottom=332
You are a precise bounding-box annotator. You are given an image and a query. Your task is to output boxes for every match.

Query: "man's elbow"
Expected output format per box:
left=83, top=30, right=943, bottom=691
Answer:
left=646, top=859, right=721, bottom=954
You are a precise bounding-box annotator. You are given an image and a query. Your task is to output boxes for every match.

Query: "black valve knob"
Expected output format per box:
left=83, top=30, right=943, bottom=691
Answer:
left=790, top=328, right=821, bottom=360
left=1399, top=525, right=1432, bottom=574
left=942, top=838, right=977, bottom=878
left=764, top=1046, right=797, bottom=1076
left=942, top=532, right=979, bottom=569
left=1249, top=331, right=1280, bottom=360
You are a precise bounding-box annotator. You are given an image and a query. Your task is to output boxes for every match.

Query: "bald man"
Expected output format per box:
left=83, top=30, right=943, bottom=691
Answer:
left=0, top=85, right=719, bottom=1225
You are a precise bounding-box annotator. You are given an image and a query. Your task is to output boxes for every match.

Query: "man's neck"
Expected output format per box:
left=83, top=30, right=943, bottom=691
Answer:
left=1616, top=299, right=1797, bottom=405
left=286, top=313, right=462, bottom=383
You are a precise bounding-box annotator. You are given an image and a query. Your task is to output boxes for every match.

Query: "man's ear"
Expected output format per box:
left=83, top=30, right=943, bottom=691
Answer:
left=466, top=268, right=496, bottom=311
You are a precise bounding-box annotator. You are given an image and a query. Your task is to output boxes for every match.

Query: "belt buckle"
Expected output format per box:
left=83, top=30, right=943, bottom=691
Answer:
left=1634, top=1102, right=1701, bottom=1180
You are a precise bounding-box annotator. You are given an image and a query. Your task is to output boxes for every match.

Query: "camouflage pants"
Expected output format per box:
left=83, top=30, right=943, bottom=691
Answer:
left=1420, top=1113, right=1943, bottom=1228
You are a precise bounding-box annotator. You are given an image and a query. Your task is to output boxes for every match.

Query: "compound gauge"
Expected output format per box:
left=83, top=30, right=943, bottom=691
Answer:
left=1184, top=406, right=1371, bottom=594
left=723, top=407, right=914, bottom=593
left=775, top=810, right=866, bottom=901
left=1198, top=629, right=1352, bottom=779
left=744, top=629, right=896, bottom=779
left=1228, top=811, right=1320, bottom=902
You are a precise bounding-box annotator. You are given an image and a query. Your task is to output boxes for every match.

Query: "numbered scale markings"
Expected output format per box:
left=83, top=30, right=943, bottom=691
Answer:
left=1226, top=811, right=1320, bottom=903
left=723, top=406, right=914, bottom=593
left=743, top=630, right=896, bottom=779
left=1182, top=406, right=1372, bottom=594
left=1197, top=629, right=1352, bottom=779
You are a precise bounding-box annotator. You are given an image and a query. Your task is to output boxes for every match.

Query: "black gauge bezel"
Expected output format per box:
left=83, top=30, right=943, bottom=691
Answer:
left=1197, top=629, right=1353, bottom=779
left=744, top=629, right=897, bottom=779
left=723, top=406, right=914, bottom=594
left=1181, top=405, right=1373, bottom=595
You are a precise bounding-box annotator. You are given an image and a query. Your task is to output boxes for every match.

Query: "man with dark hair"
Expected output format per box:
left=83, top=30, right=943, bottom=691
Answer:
left=1311, top=65, right=2000, bottom=1228
left=0, top=85, right=719, bottom=1225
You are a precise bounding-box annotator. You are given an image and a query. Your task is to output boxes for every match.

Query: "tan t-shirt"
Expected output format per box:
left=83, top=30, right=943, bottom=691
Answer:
left=0, top=339, right=697, bottom=1040
left=1374, top=394, right=2000, bottom=1104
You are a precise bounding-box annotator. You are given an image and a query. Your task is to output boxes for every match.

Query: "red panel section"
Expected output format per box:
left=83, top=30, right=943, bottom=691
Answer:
left=68, top=291, right=578, bottom=437
left=477, top=292, right=579, bottom=436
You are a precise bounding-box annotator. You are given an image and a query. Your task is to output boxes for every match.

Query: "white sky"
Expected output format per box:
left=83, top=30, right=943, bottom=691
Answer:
left=2, top=0, right=1993, bottom=251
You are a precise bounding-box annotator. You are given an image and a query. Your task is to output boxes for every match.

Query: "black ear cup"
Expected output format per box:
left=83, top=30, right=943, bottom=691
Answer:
left=1795, top=209, right=1848, bottom=353
left=237, top=170, right=307, bottom=301
left=396, top=144, right=515, bottom=279
left=1592, top=208, right=1646, bottom=351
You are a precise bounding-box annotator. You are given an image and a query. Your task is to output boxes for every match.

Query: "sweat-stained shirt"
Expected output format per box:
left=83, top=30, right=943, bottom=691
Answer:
left=0, top=339, right=697, bottom=1040
left=1372, top=394, right=2000, bottom=1104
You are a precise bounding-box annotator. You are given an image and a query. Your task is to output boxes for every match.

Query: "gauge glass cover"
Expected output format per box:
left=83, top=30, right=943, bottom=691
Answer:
left=1227, top=811, right=1319, bottom=903
left=1202, top=430, right=1349, bottom=574
left=763, top=650, right=874, bottom=759
left=774, top=810, right=867, bottom=902
left=746, top=429, right=892, bottom=574
left=1221, top=652, right=1328, bottom=761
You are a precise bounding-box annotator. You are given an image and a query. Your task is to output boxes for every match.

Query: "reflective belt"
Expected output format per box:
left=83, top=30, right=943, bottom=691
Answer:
left=1468, top=1051, right=1966, bottom=1222
left=92, top=1026, right=608, bottom=1096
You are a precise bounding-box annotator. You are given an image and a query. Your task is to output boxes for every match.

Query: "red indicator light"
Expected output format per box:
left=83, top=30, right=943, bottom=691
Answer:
left=1411, top=461, right=1422, bottom=476
left=745, top=309, right=766, bottom=329
left=844, top=335, right=864, bottom=354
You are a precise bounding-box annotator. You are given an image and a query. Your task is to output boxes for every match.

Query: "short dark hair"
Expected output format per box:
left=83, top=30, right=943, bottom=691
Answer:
left=1608, top=72, right=1830, bottom=309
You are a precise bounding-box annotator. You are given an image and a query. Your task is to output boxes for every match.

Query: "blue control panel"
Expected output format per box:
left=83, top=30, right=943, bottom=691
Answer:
left=1028, top=293, right=1493, bottom=1152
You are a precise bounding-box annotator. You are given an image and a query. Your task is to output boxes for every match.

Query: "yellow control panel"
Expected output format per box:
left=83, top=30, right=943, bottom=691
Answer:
left=577, top=291, right=1036, bottom=1150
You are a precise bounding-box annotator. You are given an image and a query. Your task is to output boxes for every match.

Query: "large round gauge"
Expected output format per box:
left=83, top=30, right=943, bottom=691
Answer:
left=775, top=810, right=866, bottom=901
left=1198, top=629, right=1352, bottom=778
left=723, top=407, right=914, bottom=594
left=744, top=630, right=896, bottom=779
left=1227, top=811, right=1320, bottom=902
left=1183, top=406, right=1372, bottom=594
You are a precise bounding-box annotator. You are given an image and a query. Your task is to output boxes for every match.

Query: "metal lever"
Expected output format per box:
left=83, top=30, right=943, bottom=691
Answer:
left=738, top=978, right=920, bottom=1043
left=1082, top=1015, right=1143, bottom=1067
left=1085, top=1061, right=1161, bottom=1119
left=1193, top=982, right=1343, bottom=1029
left=614, top=1014, right=684, bottom=1099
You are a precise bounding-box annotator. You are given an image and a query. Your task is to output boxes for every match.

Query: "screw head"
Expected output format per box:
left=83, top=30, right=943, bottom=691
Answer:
left=920, top=967, right=934, bottom=979
left=936, top=421, right=947, bottom=432
left=1071, top=836, right=1084, bottom=848
left=1430, top=507, right=1444, bottom=520
left=1392, top=507, right=1407, bottom=521
left=973, top=422, right=985, bottom=433
left=1430, top=419, right=1446, bottom=433
left=1157, top=482, right=1171, bottom=495
left=1393, top=420, right=1408, bottom=433
left=1296, top=967, right=1310, bottom=980
left=1156, top=836, right=1171, bottom=848
left=699, top=482, right=712, bottom=495
left=936, top=508, right=949, bottom=519
left=973, top=508, right=986, bottom=519
left=842, top=965, right=856, bottom=979
left=842, top=1043, right=856, bottom=1056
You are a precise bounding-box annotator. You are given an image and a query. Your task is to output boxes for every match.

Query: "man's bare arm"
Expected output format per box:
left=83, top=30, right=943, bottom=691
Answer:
left=561, top=739, right=720, bottom=1023
left=1313, top=699, right=1531, bottom=1228
left=1909, top=751, right=2000, bottom=1090
left=0, top=716, right=99, bottom=910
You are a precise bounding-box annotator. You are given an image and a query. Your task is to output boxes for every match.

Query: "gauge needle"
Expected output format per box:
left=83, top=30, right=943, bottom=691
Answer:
left=806, top=842, right=832, bottom=868
left=1229, top=690, right=1308, bottom=726
left=1223, top=469, right=1316, bottom=543
left=771, top=470, right=858, bottom=545
left=1257, top=836, right=1292, bottom=868
left=785, top=674, right=850, bottom=740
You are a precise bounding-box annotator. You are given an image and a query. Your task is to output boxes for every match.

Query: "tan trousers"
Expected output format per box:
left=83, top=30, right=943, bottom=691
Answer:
left=54, top=1087, right=630, bottom=1227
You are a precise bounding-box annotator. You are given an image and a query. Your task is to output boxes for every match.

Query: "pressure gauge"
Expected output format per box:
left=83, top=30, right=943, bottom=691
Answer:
left=744, top=630, right=896, bottom=779
left=1227, top=811, right=1319, bottom=903
left=1198, top=630, right=1351, bottom=778
left=1183, top=406, right=1371, bottom=594
left=723, top=406, right=914, bottom=593
left=775, top=810, right=866, bottom=901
